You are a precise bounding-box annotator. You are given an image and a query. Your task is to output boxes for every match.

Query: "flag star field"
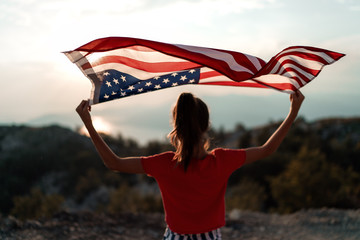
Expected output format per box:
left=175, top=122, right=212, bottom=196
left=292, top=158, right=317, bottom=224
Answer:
left=98, top=68, right=200, bottom=103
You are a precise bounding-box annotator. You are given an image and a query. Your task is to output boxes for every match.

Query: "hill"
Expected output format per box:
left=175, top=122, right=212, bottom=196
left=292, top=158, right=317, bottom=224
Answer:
left=0, top=117, right=359, bottom=219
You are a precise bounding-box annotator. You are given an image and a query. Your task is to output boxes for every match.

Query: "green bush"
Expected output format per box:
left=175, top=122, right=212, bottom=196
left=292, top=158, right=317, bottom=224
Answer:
left=75, top=168, right=102, bottom=202
left=226, top=179, right=267, bottom=211
left=270, top=147, right=360, bottom=213
left=11, top=188, right=64, bottom=220
left=107, top=184, right=162, bottom=214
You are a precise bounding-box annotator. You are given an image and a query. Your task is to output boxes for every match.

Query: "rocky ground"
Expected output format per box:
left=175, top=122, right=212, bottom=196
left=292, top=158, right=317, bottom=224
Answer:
left=1, top=209, right=360, bottom=240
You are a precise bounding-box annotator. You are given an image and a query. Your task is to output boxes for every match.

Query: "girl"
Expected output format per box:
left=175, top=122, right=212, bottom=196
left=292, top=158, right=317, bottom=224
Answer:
left=76, top=91, right=304, bottom=240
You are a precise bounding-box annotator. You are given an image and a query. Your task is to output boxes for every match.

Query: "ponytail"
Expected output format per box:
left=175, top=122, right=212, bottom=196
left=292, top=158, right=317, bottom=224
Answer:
left=169, top=92, right=210, bottom=171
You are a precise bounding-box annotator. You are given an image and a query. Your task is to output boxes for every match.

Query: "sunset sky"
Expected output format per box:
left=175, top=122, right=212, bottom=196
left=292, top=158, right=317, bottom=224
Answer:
left=1, top=0, right=359, bottom=144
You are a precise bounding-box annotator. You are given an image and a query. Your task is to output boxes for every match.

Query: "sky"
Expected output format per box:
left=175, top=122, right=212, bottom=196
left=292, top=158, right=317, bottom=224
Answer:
left=0, top=0, right=359, bottom=144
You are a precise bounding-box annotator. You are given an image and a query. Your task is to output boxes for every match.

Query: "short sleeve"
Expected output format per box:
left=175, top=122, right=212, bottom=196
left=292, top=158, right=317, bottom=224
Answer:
left=213, top=148, right=246, bottom=177
left=141, top=151, right=175, bottom=177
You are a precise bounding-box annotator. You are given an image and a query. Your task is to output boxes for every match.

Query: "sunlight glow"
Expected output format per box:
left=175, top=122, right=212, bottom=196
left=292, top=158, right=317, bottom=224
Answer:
left=80, top=116, right=112, bottom=136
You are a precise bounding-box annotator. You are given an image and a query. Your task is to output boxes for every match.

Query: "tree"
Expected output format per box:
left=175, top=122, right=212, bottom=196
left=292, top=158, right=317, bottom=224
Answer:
left=270, top=147, right=360, bottom=213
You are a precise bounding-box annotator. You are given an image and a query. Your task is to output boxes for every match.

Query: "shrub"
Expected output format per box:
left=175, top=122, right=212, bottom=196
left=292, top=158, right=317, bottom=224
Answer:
left=270, top=147, right=360, bottom=213
left=11, top=188, right=64, bottom=220
left=107, top=184, right=162, bottom=214
left=226, top=179, right=267, bottom=212
left=75, top=168, right=102, bottom=202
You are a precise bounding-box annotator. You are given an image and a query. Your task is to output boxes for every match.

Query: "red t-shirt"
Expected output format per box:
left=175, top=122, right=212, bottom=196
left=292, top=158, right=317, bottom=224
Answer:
left=141, top=148, right=246, bottom=234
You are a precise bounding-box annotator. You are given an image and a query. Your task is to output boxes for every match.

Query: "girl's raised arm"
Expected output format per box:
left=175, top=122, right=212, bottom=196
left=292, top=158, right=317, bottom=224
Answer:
left=76, top=100, right=145, bottom=174
left=244, top=91, right=305, bottom=165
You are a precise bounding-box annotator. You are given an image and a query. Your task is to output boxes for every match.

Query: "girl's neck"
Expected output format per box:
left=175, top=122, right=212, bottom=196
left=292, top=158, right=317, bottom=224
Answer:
left=193, top=146, right=208, bottom=159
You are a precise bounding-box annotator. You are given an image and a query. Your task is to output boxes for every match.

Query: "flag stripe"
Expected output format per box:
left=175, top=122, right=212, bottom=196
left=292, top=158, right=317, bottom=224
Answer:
left=125, top=45, right=159, bottom=52
left=254, top=75, right=301, bottom=90
left=275, top=59, right=319, bottom=77
left=199, top=69, right=222, bottom=80
left=275, top=49, right=332, bottom=64
left=259, top=47, right=340, bottom=79
left=267, top=55, right=326, bottom=75
left=199, top=80, right=295, bottom=92
left=81, top=55, right=201, bottom=73
left=84, top=62, right=176, bottom=80
left=176, top=44, right=256, bottom=74
left=279, top=67, right=312, bottom=84
left=199, top=68, right=301, bottom=91
left=86, top=47, right=191, bottom=63
left=280, top=46, right=344, bottom=62
left=199, top=69, right=301, bottom=91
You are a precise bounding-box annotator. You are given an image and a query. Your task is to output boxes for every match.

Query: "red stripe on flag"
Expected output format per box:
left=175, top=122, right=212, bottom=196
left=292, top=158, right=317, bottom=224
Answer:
left=125, top=45, right=156, bottom=52
left=280, top=67, right=311, bottom=85
left=283, top=46, right=345, bottom=61
left=199, top=80, right=296, bottom=92
left=199, top=70, right=222, bottom=79
left=199, top=81, right=267, bottom=88
left=81, top=55, right=202, bottom=73
left=272, top=59, right=320, bottom=77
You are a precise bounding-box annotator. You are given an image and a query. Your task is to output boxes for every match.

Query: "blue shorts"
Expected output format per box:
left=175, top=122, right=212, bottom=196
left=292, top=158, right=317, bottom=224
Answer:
left=163, top=227, right=222, bottom=240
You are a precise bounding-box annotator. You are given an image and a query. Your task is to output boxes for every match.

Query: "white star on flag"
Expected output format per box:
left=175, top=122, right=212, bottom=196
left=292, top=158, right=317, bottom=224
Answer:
left=113, top=78, right=119, bottom=84
left=106, top=81, right=112, bottom=87
left=180, top=75, right=187, bottom=81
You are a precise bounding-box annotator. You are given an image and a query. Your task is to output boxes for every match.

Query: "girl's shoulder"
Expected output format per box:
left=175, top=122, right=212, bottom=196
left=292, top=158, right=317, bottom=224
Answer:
left=211, top=147, right=246, bottom=160
left=143, top=151, right=175, bottom=160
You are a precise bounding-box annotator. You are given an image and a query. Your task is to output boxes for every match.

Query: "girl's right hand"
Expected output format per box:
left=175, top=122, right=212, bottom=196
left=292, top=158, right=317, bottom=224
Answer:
left=76, top=100, right=93, bottom=127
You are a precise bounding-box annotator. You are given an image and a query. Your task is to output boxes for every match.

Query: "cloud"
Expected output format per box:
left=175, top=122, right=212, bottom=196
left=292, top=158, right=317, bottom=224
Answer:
left=0, top=0, right=277, bottom=32
left=334, top=0, right=360, bottom=10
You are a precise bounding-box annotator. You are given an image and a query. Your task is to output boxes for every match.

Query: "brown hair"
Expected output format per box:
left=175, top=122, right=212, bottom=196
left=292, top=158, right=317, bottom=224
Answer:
left=169, top=92, right=210, bottom=171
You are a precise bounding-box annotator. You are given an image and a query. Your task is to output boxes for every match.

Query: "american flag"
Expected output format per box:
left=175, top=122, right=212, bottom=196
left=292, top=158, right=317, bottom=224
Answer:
left=64, top=37, right=344, bottom=105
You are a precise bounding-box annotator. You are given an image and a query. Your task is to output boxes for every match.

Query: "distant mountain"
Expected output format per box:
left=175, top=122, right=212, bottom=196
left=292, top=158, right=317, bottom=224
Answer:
left=25, top=113, right=79, bottom=129
left=217, top=117, right=360, bottom=149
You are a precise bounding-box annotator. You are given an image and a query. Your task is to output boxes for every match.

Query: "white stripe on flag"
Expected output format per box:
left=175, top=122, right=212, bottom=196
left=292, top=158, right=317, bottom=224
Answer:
left=277, top=63, right=315, bottom=80
left=245, top=54, right=263, bottom=71
left=176, top=44, right=255, bottom=74
left=277, top=47, right=335, bottom=63
left=87, top=47, right=190, bottom=64
left=254, top=74, right=301, bottom=89
left=84, top=63, right=175, bottom=80
left=269, top=55, right=325, bottom=75
left=199, top=67, right=231, bottom=83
